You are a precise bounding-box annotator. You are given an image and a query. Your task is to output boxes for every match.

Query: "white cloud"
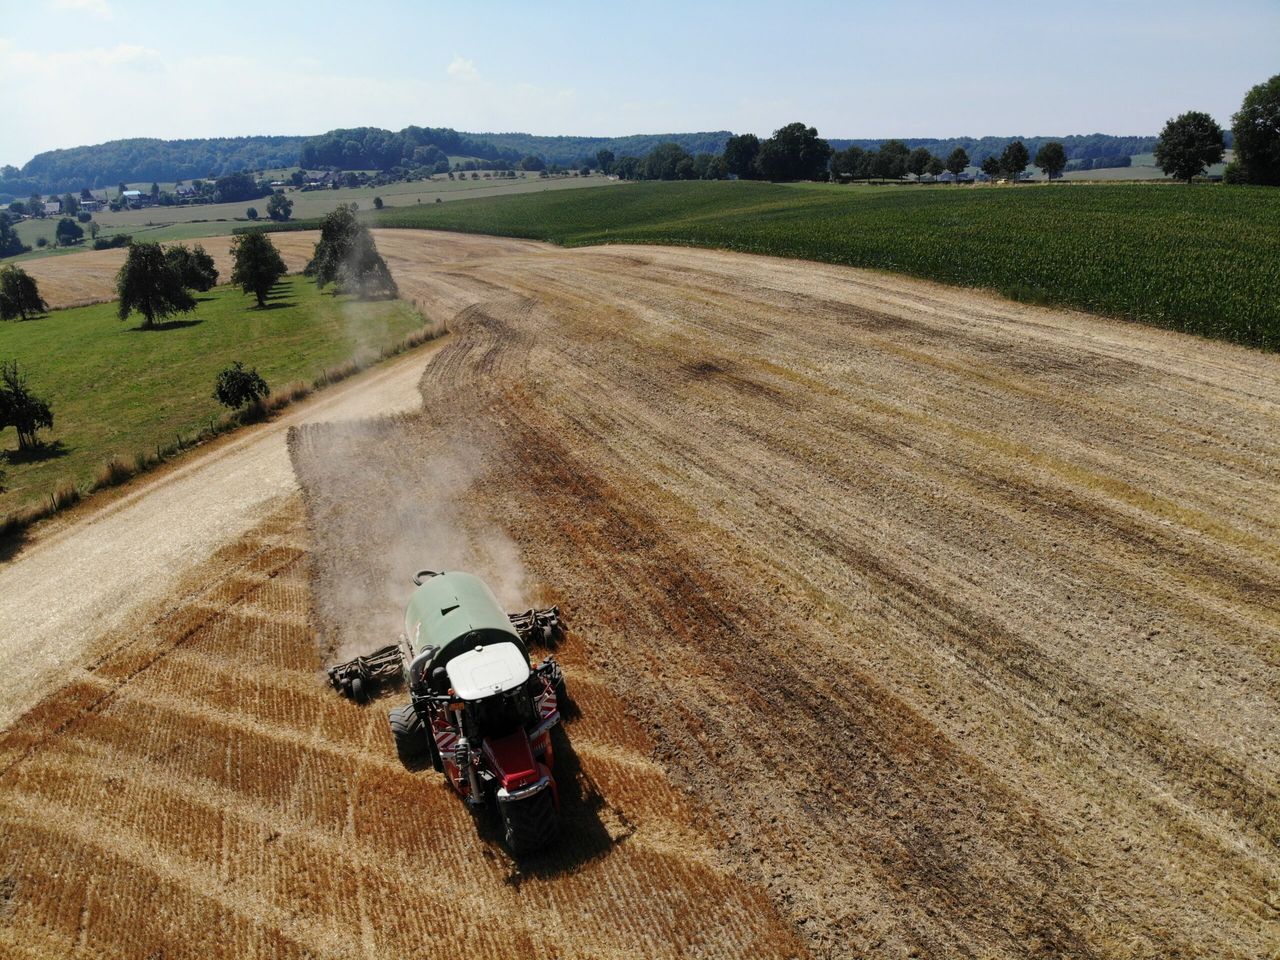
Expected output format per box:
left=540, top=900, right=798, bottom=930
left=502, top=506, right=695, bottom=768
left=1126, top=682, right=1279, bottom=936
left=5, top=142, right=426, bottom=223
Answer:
left=446, top=56, right=478, bottom=80
left=49, top=0, right=113, bottom=18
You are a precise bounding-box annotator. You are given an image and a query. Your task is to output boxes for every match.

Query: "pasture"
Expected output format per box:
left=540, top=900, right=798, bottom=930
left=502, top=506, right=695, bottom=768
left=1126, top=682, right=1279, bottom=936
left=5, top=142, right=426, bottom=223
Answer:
left=0, top=275, right=426, bottom=519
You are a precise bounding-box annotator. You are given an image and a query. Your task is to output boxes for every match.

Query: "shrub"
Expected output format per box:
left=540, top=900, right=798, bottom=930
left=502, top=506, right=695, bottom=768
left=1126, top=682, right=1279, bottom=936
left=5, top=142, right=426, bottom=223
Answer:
left=93, top=233, right=131, bottom=250
left=35, top=237, right=47, bottom=248
left=213, top=361, right=269, bottom=409
left=76, top=211, right=92, bottom=223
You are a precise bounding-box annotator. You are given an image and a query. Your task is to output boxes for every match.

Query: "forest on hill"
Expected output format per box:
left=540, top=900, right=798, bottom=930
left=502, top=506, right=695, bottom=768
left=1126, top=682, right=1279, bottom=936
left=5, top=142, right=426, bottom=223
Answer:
left=1, top=126, right=1165, bottom=198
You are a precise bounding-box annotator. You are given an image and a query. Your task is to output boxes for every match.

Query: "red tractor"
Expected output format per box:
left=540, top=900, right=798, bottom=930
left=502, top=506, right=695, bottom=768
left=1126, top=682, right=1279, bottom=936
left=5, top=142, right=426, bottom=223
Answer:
left=328, top=570, right=566, bottom=854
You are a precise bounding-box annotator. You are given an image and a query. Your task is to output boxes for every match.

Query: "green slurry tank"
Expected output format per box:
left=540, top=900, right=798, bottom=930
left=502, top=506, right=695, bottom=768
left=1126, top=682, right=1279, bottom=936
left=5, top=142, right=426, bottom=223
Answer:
left=327, top=569, right=567, bottom=856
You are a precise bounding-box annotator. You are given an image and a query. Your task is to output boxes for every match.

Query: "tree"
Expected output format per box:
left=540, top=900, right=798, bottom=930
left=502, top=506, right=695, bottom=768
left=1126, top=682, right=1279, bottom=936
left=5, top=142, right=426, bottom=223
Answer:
left=830, top=145, right=866, bottom=180
left=150, top=182, right=160, bottom=200
left=61, top=192, right=79, bottom=216
left=266, top=191, right=293, bottom=221
left=0, top=213, right=30, bottom=257
left=0, top=361, right=54, bottom=451
left=55, top=217, right=84, bottom=246
left=88, top=222, right=100, bottom=242
left=76, top=210, right=92, bottom=223
left=213, top=361, right=269, bottom=410
left=215, top=171, right=267, bottom=203
left=305, top=205, right=397, bottom=299
left=925, top=155, right=945, bottom=178
left=1035, top=141, right=1068, bottom=180
left=116, top=241, right=196, bottom=328
left=1000, top=140, right=1030, bottom=179
left=27, top=195, right=43, bottom=218
left=519, top=154, right=545, bottom=172
left=1154, top=111, right=1224, bottom=182
left=754, top=122, right=831, bottom=181
left=373, top=196, right=384, bottom=209
left=230, top=231, right=287, bottom=307
left=595, top=149, right=615, bottom=174
left=981, top=155, right=1002, bottom=179
left=872, top=140, right=910, bottom=180
left=246, top=207, right=259, bottom=220
left=165, top=243, right=218, bottom=291
left=907, top=147, right=932, bottom=178
left=722, top=133, right=760, bottom=179
left=1231, top=73, right=1280, bottom=186
left=0, top=265, right=48, bottom=320
left=642, top=142, right=694, bottom=180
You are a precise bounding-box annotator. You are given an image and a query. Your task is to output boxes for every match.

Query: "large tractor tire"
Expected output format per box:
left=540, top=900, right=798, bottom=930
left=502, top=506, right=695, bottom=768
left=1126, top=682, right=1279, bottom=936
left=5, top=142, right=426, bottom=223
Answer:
left=388, top=704, right=431, bottom=766
left=500, top=787, right=559, bottom=856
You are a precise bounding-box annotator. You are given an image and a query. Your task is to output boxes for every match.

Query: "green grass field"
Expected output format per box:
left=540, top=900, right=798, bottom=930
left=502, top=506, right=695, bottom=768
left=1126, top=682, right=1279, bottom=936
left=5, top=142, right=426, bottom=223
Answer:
left=11, top=172, right=615, bottom=260
left=0, top=275, right=425, bottom=517
left=368, top=179, right=1280, bottom=348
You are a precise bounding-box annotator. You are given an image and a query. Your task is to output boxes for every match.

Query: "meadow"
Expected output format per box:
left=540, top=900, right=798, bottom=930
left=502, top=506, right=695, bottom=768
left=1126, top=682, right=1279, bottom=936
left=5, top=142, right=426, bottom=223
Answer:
left=368, top=180, right=1280, bottom=348
left=0, top=275, right=426, bottom=519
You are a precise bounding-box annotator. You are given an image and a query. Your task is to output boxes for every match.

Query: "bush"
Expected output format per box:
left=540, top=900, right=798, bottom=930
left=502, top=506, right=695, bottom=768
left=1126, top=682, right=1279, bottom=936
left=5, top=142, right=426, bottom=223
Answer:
left=76, top=211, right=92, bottom=223
left=35, top=237, right=47, bottom=248
left=93, top=233, right=131, bottom=250
left=246, top=206, right=259, bottom=220
left=213, top=361, right=269, bottom=409
left=373, top=196, right=383, bottom=209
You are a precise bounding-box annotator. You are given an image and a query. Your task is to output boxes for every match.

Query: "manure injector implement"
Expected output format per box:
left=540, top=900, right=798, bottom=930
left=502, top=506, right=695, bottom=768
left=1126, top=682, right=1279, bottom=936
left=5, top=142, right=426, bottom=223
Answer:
left=328, top=570, right=567, bottom=854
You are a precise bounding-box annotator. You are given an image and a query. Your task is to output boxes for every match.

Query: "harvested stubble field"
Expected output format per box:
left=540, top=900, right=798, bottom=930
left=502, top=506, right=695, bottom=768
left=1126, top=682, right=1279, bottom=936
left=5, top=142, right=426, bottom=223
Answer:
left=1, top=230, right=1277, bottom=959
left=18, top=231, right=320, bottom=310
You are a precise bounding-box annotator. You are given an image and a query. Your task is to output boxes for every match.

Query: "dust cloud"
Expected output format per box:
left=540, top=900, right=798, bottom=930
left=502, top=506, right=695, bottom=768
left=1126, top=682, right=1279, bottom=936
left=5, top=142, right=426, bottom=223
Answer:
left=288, top=413, right=527, bottom=662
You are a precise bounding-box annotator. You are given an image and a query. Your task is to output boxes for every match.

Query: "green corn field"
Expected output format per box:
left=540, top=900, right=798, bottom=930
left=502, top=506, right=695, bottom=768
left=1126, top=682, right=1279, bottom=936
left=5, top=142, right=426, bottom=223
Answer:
left=366, top=180, right=1280, bottom=349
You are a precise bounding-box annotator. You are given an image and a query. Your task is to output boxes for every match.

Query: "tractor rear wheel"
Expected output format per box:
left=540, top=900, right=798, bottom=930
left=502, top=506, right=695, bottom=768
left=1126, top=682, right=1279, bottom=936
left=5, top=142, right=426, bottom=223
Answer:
left=388, top=704, right=431, bottom=765
left=500, top=787, right=558, bottom=856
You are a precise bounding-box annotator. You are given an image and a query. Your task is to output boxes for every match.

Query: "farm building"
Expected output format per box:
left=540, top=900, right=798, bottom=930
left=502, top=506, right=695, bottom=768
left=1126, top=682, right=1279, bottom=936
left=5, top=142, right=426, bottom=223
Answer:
left=42, top=200, right=61, bottom=216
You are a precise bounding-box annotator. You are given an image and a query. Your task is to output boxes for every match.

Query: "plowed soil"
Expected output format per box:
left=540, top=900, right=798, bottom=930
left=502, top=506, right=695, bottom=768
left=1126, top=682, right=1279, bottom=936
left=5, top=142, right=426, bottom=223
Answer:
left=1, top=229, right=1277, bottom=959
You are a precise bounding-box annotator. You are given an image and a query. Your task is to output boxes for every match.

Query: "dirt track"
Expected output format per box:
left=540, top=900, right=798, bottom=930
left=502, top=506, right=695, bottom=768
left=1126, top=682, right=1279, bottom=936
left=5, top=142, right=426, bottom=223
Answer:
left=2, top=230, right=1277, bottom=958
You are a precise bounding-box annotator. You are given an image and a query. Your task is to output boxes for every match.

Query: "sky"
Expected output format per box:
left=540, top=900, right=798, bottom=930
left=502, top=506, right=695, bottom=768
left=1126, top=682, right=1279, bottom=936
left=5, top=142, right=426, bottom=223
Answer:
left=1, top=0, right=1277, bottom=165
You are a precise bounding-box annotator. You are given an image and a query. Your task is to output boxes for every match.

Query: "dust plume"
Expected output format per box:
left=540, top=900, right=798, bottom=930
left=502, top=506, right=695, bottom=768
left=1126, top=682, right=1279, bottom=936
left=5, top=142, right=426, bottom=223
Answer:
left=288, top=412, right=528, bottom=662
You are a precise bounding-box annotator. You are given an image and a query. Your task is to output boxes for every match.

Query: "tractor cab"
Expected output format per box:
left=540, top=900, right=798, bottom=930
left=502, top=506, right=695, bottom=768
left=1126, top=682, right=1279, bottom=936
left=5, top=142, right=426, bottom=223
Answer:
left=447, top=642, right=537, bottom=736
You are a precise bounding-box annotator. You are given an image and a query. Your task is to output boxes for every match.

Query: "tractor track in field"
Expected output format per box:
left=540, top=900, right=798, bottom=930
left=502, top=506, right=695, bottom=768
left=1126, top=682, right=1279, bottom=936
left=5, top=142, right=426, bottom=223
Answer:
left=0, top=229, right=1277, bottom=958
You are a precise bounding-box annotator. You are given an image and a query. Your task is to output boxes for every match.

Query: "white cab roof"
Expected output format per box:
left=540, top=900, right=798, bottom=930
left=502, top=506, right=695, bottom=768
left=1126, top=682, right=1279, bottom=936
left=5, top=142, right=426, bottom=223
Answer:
left=446, top=642, right=530, bottom=700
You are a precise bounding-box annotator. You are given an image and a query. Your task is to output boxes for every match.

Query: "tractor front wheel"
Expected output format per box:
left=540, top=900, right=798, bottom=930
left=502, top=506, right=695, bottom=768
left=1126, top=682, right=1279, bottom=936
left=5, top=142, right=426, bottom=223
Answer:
left=500, top=787, right=559, bottom=856
left=388, top=704, right=431, bottom=765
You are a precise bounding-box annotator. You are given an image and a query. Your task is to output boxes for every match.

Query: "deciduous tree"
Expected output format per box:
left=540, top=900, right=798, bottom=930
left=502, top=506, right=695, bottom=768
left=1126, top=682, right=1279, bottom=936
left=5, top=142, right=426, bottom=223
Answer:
left=1154, top=111, right=1224, bottom=182
left=116, top=241, right=196, bottom=328
left=230, top=231, right=288, bottom=307
left=1231, top=73, right=1280, bottom=186
left=722, top=133, right=760, bottom=179
left=305, top=205, right=397, bottom=299
left=0, top=361, right=53, bottom=451
left=54, top=217, right=84, bottom=245
left=754, top=123, right=832, bottom=181
left=0, top=265, right=48, bottom=320
left=1000, top=141, right=1030, bottom=179
left=1035, top=141, right=1068, bottom=179
left=165, top=243, right=218, bottom=291
left=595, top=149, right=615, bottom=174
left=266, top=191, right=293, bottom=221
